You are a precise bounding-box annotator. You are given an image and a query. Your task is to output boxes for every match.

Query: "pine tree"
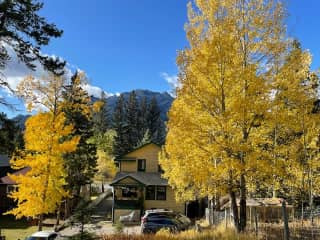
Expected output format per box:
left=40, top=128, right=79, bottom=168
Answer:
left=113, top=94, right=130, bottom=158
left=0, top=0, right=64, bottom=102
left=137, top=96, right=148, bottom=140
left=126, top=91, right=139, bottom=148
left=61, top=71, right=97, bottom=199
left=93, top=91, right=109, bottom=135
left=0, top=112, right=22, bottom=154
left=147, top=97, right=163, bottom=144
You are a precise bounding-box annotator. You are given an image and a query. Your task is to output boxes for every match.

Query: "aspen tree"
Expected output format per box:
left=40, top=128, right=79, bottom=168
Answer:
left=6, top=73, right=79, bottom=230
left=160, top=0, right=287, bottom=232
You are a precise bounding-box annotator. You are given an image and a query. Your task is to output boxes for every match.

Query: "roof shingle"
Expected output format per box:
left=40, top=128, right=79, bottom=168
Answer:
left=110, top=172, right=168, bottom=186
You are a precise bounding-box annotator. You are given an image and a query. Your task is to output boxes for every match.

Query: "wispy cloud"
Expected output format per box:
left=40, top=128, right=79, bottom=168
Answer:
left=0, top=44, right=111, bottom=102
left=81, top=83, right=113, bottom=98
left=161, top=72, right=180, bottom=97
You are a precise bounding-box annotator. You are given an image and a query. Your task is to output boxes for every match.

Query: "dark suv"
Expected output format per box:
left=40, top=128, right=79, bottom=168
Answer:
left=141, top=209, right=191, bottom=234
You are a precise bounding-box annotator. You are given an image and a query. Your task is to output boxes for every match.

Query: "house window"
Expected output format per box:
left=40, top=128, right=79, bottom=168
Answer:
left=137, top=159, right=146, bottom=172
left=6, top=185, right=17, bottom=194
left=115, top=186, right=139, bottom=200
left=115, top=161, right=120, bottom=169
left=145, top=186, right=167, bottom=201
left=156, top=186, right=166, bottom=200
left=145, top=186, right=156, bottom=200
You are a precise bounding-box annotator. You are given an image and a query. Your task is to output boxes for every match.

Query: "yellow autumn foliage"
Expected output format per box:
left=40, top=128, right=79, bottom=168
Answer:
left=160, top=0, right=288, bottom=204
left=6, top=110, right=79, bottom=219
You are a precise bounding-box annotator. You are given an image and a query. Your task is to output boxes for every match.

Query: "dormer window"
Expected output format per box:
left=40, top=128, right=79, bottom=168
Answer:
left=137, top=159, right=146, bottom=172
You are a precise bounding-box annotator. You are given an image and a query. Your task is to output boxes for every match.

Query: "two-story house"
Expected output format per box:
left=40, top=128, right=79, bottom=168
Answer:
left=110, top=142, right=185, bottom=222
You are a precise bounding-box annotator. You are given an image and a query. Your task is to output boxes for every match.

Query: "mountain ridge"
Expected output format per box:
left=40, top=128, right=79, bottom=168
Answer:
left=12, top=89, right=174, bottom=127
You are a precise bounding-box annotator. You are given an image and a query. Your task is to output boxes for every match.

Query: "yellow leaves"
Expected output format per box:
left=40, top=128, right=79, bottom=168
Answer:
left=17, top=73, right=66, bottom=113
left=95, top=150, right=117, bottom=182
left=160, top=0, right=315, bottom=202
left=93, top=100, right=104, bottom=112
left=6, top=112, right=79, bottom=219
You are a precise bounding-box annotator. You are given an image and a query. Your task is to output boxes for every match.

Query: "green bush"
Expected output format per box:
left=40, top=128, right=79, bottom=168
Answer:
left=113, top=220, right=124, bottom=234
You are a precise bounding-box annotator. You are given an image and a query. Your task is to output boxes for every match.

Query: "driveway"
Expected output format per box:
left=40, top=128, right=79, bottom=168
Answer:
left=59, top=221, right=141, bottom=237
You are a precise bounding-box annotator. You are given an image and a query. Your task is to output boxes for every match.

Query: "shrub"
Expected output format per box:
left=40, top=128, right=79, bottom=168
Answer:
left=114, top=220, right=124, bottom=234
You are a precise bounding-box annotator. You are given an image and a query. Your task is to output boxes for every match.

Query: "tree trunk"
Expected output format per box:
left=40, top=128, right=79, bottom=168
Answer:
left=239, top=173, right=247, bottom=232
left=38, top=214, right=43, bottom=231
left=230, top=189, right=240, bottom=232
left=55, top=205, right=61, bottom=231
left=282, top=200, right=290, bottom=240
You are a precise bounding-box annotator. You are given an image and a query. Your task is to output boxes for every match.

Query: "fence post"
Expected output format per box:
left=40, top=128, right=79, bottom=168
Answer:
left=254, top=207, right=258, bottom=236
left=282, top=200, right=290, bottom=240
left=225, top=208, right=227, bottom=229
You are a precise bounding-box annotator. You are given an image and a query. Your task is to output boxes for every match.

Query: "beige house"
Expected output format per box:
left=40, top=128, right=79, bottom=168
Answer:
left=110, top=142, right=185, bottom=222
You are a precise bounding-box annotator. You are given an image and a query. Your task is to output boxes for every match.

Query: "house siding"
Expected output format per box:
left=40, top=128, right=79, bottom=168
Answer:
left=124, top=144, right=160, bottom=173
left=112, top=143, right=186, bottom=223
left=116, top=177, right=141, bottom=185
left=144, top=187, right=185, bottom=213
left=120, top=161, right=137, bottom=172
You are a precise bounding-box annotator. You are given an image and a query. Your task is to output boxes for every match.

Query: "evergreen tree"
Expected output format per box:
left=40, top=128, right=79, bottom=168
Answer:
left=0, top=112, right=23, bottom=154
left=137, top=96, right=148, bottom=141
left=126, top=91, right=139, bottom=148
left=113, top=94, right=130, bottom=158
left=93, top=91, right=109, bottom=135
left=0, top=0, right=65, bottom=103
left=147, top=97, right=164, bottom=144
left=61, top=71, right=97, bottom=198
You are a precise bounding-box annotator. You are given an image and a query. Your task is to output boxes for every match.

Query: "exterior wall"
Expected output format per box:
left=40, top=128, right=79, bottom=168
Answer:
left=113, top=209, right=140, bottom=222
left=124, top=143, right=160, bottom=173
left=116, top=177, right=141, bottom=185
left=120, top=161, right=137, bottom=172
left=144, top=187, right=185, bottom=214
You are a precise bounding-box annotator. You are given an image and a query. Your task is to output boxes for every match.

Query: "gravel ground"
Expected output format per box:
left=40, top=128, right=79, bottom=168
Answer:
left=59, top=221, right=141, bottom=237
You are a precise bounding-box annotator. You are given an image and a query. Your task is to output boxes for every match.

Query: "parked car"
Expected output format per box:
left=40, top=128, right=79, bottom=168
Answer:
left=141, top=209, right=191, bottom=234
left=25, top=231, right=61, bottom=240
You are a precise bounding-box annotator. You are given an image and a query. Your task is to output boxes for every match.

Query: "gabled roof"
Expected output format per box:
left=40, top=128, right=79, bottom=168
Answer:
left=0, top=167, right=30, bottom=185
left=116, top=142, right=161, bottom=161
left=110, top=172, right=168, bottom=186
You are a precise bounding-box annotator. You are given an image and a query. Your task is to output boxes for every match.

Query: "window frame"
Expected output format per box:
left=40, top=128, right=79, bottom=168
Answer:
left=145, top=186, right=156, bottom=200
left=6, top=185, right=17, bottom=194
left=156, top=186, right=166, bottom=200
left=137, top=159, right=146, bottom=172
left=145, top=186, right=167, bottom=201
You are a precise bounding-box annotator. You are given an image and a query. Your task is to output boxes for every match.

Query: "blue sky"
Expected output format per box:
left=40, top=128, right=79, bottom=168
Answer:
left=1, top=0, right=320, bottom=117
left=39, top=0, right=320, bottom=94
left=40, top=0, right=188, bottom=94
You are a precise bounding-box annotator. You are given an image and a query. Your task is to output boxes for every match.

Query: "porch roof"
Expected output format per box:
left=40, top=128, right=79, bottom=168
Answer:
left=110, top=172, right=168, bottom=186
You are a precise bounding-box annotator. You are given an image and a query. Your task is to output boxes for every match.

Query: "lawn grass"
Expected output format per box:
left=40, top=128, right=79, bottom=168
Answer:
left=0, top=215, right=52, bottom=240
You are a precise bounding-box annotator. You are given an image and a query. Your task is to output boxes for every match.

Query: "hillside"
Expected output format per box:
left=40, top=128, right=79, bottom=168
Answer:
left=12, top=89, right=174, bottom=128
left=105, top=89, right=174, bottom=121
